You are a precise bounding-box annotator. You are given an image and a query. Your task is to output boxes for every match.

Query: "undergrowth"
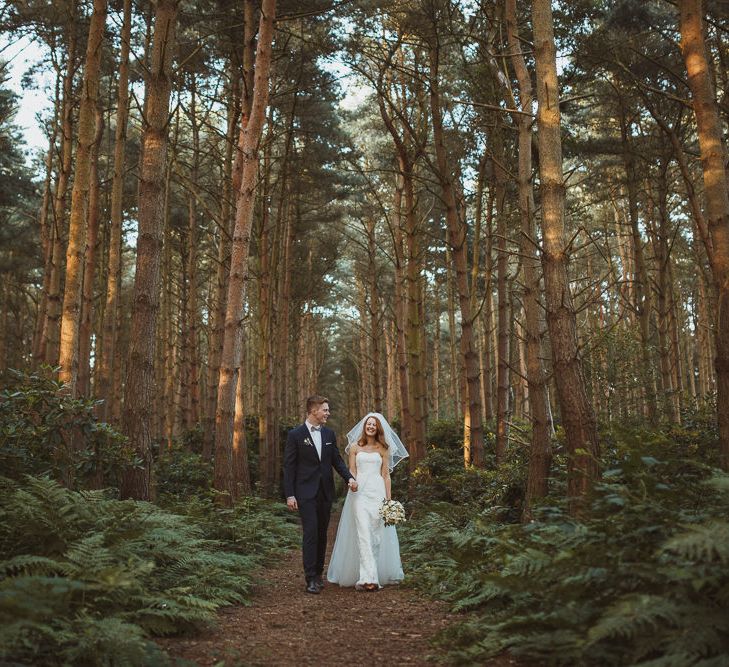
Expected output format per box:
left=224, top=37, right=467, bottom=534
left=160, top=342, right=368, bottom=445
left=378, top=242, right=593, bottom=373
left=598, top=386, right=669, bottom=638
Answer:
left=0, top=475, right=298, bottom=666
left=400, top=423, right=729, bottom=666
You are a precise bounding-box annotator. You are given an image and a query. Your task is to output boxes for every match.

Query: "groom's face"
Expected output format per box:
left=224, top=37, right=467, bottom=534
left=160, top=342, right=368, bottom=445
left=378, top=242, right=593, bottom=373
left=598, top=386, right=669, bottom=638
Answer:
left=309, top=402, right=330, bottom=426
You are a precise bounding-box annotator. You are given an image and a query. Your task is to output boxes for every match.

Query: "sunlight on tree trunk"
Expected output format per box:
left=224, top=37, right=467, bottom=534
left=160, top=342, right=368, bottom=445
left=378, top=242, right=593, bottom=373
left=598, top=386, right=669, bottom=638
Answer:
left=679, top=0, right=729, bottom=469
left=58, top=0, right=108, bottom=394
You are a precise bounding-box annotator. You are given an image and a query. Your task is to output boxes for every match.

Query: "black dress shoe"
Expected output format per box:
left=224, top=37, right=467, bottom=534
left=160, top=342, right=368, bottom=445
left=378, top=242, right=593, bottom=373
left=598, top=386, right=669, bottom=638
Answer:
left=305, top=579, right=320, bottom=594
left=314, top=575, right=324, bottom=591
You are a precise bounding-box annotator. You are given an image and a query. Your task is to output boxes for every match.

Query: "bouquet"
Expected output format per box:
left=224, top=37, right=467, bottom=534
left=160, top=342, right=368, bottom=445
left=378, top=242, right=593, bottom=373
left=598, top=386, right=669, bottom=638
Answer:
left=380, top=499, right=406, bottom=527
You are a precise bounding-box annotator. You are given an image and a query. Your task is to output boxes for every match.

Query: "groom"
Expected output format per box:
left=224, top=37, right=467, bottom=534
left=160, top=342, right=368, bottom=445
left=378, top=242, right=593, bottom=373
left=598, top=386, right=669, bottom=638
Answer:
left=283, top=395, right=358, bottom=594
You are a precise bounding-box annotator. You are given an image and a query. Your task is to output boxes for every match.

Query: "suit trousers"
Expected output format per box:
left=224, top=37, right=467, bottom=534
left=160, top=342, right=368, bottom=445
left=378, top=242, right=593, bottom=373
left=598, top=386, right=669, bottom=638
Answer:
left=298, top=481, right=331, bottom=580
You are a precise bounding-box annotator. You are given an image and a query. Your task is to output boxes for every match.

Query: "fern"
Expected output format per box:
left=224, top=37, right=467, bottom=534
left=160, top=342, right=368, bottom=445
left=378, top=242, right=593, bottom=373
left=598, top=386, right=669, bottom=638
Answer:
left=588, top=595, right=686, bottom=642
left=662, top=522, right=729, bottom=564
left=0, top=474, right=298, bottom=665
left=401, top=431, right=729, bottom=666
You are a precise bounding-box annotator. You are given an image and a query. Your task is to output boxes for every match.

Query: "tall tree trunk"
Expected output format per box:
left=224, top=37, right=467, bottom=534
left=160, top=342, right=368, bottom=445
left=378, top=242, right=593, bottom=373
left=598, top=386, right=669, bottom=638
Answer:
left=120, top=0, right=179, bottom=500
left=432, top=276, right=442, bottom=419
left=494, top=149, right=510, bottom=465
left=532, top=0, right=600, bottom=510
left=98, top=0, right=132, bottom=420
left=651, top=168, right=680, bottom=423
left=482, top=183, right=495, bottom=423
left=257, top=139, right=276, bottom=497
left=618, top=101, right=657, bottom=424
left=33, top=71, right=61, bottom=366
left=233, top=366, right=252, bottom=495
left=185, top=75, right=200, bottom=430
left=367, top=218, right=383, bottom=412
left=445, top=246, right=460, bottom=418
left=162, top=197, right=176, bottom=449
left=385, top=319, right=399, bottom=419
left=204, top=63, right=240, bottom=459
left=58, top=0, right=108, bottom=393
left=214, top=0, right=276, bottom=504
left=428, top=42, right=484, bottom=466
left=697, top=274, right=714, bottom=397
left=404, top=167, right=427, bottom=465
left=679, top=0, right=729, bottom=467
left=391, top=175, right=412, bottom=444
left=78, top=106, right=104, bottom=396
left=43, top=20, right=78, bottom=366
left=505, top=0, right=552, bottom=512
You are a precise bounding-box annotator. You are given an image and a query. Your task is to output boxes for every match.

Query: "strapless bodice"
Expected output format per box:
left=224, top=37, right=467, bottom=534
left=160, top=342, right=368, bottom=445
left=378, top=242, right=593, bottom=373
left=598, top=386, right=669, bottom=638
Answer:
left=356, top=450, right=382, bottom=475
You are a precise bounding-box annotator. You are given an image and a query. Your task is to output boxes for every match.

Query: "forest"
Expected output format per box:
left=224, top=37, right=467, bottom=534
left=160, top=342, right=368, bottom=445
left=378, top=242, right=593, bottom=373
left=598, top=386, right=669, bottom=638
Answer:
left=1, top=0, right=728, bottom=664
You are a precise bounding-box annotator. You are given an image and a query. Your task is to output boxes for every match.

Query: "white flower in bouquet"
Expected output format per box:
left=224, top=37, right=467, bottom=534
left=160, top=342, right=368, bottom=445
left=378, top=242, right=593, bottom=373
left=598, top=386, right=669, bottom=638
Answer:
left=380, top=499, right=406, bottom=527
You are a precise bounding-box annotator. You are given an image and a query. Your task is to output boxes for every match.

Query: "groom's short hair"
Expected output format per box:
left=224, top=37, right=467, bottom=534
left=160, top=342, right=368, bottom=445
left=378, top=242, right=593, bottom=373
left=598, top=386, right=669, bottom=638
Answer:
left=306, top=395, right=329, bottom=414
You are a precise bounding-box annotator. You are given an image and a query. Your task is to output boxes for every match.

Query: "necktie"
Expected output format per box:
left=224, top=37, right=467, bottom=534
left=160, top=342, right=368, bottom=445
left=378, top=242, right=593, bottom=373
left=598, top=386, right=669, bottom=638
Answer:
left=311, top=425, right=321, bottom=431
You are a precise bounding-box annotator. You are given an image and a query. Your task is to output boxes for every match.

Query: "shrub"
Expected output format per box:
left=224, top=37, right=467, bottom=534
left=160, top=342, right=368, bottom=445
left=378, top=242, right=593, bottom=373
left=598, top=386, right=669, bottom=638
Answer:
left=155, top=447, right=212, bottom=499
left=0, top=368, right=132, bottom=489
left=407, top=442, right=527, bottom=520
left=400, top=428, right=729, bottom=666
left=0, top=475, right=298, bottom=666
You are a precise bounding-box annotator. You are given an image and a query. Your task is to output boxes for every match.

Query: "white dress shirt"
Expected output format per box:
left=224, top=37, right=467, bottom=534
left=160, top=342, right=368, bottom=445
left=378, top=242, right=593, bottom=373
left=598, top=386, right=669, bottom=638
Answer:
left=305, top=419, right=322, bottom=460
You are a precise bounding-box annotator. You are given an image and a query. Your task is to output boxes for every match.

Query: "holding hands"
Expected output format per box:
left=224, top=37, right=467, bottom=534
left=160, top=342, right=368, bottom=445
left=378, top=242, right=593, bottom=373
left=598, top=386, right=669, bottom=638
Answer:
left=348, top=478, right=358, bottom=492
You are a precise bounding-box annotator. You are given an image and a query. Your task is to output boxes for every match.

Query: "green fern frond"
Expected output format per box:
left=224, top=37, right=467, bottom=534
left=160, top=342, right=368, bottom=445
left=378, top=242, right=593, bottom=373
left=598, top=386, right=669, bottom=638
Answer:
left=662, top=522, right=729, bottom=564
left=65, top=615, right=161, bottom=667
left=588, top=595, right=686, bottom=643
left=451, top=581, right=511, bottom=611
left=501, top=548, right=552, bottom=577
left=0, top=554, right=62, bottom=577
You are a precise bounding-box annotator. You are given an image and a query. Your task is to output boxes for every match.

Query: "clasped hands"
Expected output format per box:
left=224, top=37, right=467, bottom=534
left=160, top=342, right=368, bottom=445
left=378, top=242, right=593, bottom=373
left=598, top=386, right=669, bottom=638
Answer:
left=348, top=478, right=359, bottom=492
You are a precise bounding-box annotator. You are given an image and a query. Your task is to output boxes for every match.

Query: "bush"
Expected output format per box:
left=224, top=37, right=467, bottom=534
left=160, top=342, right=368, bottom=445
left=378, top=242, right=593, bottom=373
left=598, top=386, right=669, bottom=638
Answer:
left=400, top=427, right=729, bottom=666
left=155, top=447, right=212, bottom=499
left=427, top=419, right=464, bottom=451
left=0, top=368, right=132, bottom=489
left=406, top=440, right=527, bottom=521
left=0, top=475, right=298, bottom=666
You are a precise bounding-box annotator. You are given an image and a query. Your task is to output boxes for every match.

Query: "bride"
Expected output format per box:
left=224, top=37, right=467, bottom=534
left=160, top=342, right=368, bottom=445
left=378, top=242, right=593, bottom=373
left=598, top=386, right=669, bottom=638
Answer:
left=326, top=412, right=408, bottom=590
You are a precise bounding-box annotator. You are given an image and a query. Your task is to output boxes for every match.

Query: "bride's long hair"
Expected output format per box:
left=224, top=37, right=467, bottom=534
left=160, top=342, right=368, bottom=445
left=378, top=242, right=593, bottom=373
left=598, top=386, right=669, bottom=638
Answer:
left=357, top=415, right=389, bottom=449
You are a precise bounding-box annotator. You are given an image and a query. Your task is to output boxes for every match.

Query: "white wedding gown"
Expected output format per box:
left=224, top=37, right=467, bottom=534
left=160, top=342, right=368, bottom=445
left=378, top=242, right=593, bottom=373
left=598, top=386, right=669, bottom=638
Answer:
left=327, top=451, right=404, bottom=588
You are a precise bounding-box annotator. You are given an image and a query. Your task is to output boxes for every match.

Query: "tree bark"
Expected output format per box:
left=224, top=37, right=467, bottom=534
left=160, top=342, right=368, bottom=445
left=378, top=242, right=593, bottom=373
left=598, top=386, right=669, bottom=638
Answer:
left=58, top=0, right=108, bottom=393
left=77, top=106, right=105, bottom=396
left=391, top=174, right=412, bottom=445
left=185, top=74, right=201, bottom=430
left=618, top=100, right=657, bottom=424
left=43, top=19, right=78, bottom=367
left=33, top=70, right=61, bottom=366
left=233, top=366, right=252, bottom=495
left=493, top=145, right=510, bottom=465
left=120, top=0, right=179, bottom=500
left=97, top=0, right=132, bottom=421
left=428, top=42, right=484, bottom=466
left=367, top=218, right=383, bottom=412
left=679, top=0, right=729, bottom=468
left=204, top=61, right=241, bottom=459
left=505, top=0, right=552, bottom=512
left=532, top=0, right=600, bottom=510
left=214, top=0, right=276, bottom=505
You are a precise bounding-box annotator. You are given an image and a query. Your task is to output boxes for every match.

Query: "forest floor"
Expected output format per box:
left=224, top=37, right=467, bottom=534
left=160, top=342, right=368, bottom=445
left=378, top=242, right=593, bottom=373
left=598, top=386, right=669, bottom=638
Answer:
left=159, top=513, right=519, bottom=666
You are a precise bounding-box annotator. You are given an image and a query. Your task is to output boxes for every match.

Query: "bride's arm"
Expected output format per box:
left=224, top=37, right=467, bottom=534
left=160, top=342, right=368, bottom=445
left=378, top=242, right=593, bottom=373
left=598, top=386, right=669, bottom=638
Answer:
left=348, top=445, right=358, bottom=480
left=381, top=449, right=391, bottom=500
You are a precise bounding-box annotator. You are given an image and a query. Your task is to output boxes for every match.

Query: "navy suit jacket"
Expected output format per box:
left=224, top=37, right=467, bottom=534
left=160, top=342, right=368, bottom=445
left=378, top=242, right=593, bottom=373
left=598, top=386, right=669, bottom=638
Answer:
left=283, top=423, right=353, bottom=502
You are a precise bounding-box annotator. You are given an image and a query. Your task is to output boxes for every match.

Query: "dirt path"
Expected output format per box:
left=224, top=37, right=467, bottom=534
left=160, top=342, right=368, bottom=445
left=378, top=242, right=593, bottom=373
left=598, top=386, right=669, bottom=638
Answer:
left=160, top=515, right=462, bottom=666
